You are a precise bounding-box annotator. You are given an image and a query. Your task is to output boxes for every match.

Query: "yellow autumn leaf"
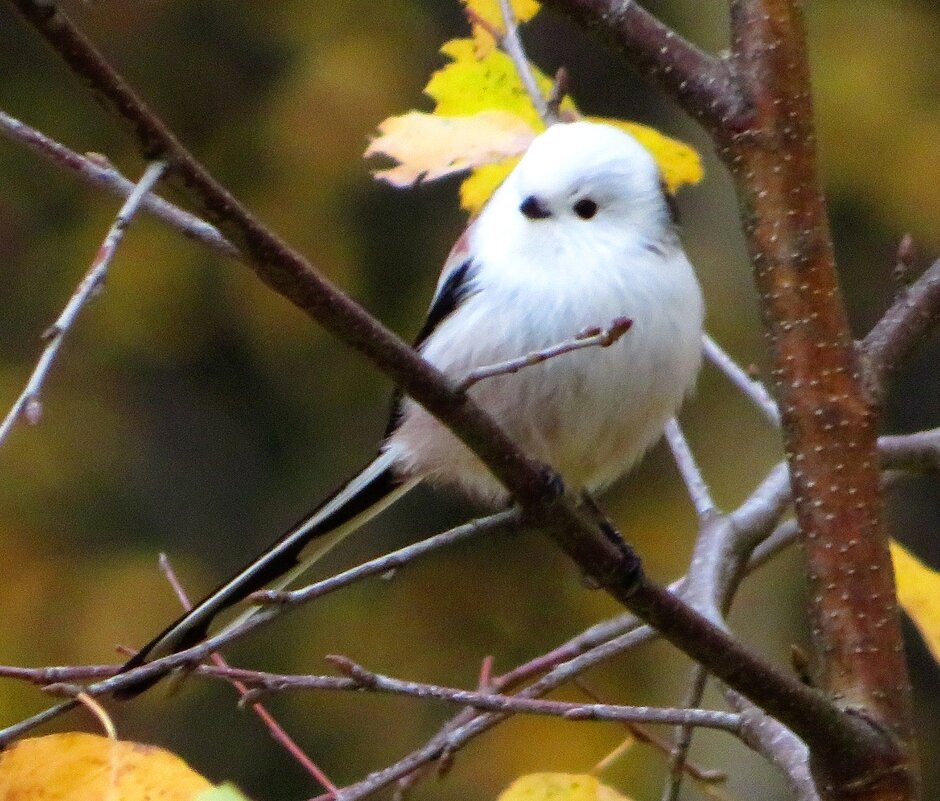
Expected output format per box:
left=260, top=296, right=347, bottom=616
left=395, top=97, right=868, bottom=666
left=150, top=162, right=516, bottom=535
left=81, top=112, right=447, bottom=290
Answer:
left=593, top=118, right=705, bottom=194
left=428, top=39, right=565, bottom=129
left=366, top=38, right=703, bottom=214
left=459, top=158, right=520, bottom=212
left=0, top=732, right=235, bottom=801
left=498, top=773, right=635, bottom=801
left=890, top=540, right=940, bottom=664
left=365, top=111, right=535, bottom=187
left=461, top=0, right=542, bottom=56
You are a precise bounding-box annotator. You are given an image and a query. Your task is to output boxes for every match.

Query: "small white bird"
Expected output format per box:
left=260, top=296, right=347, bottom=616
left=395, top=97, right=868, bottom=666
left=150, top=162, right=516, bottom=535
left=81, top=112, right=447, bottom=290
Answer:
left=122, top=120, right=704, bottom=685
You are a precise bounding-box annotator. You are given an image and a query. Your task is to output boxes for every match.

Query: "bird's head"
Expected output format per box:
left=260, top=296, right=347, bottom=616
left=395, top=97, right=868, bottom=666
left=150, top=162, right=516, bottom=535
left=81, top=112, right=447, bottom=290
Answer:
left=473, top=121, right=676, bottom=271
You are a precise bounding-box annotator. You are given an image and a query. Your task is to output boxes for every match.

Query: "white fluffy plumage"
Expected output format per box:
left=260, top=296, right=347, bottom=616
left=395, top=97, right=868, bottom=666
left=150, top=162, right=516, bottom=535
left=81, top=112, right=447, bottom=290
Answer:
left=387, top=121, right=703, bottom=502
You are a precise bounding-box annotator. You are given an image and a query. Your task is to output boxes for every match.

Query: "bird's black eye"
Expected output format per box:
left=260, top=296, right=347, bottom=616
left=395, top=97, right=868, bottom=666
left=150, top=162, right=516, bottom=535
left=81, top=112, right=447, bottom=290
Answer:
left=573, top=198, right=598, bottom=219
left=520, top=195, right=551, bottom=220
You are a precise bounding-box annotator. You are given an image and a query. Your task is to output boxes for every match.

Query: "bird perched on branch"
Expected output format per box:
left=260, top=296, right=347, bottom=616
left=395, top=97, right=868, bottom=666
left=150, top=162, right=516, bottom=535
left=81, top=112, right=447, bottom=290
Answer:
left=121, top=120, right=704, bottom=691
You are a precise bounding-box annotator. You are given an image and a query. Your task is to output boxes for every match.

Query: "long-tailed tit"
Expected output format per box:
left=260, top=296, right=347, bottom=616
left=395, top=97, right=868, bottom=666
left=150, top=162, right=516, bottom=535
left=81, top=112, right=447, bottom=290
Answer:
left=121, top=120, right=704, bottom=688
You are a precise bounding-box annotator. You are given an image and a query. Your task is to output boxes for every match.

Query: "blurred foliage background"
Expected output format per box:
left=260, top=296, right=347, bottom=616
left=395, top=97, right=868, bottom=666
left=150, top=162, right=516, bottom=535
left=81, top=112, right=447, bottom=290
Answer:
left=0, top=1, right=937, bottom=799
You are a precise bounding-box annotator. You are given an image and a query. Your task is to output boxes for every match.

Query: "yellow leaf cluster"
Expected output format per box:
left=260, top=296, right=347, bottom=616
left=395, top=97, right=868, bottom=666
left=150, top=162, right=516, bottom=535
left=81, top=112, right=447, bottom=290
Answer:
left=498, top=773, right=635, bottom=801
left=366, top=35, right=703, bottom=215
left=0, top=733, right=247, bottom=801
left=890, top=541, right=940, bottom=665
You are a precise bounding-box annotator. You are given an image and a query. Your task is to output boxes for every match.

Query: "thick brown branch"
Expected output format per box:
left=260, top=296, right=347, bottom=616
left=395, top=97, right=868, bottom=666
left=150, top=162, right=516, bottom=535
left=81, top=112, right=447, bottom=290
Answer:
left=724, top=1, right=915, bottom=797
left=542, top=0, right=746, bottom=131
left=542, top=0, right=925, bottom=796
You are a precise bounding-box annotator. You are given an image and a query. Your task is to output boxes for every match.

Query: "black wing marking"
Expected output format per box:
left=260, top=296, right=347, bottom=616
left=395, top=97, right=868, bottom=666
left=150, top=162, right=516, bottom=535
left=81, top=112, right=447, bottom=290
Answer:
left=384, top=258, right=477, bottom=437
left=412, top=258, right=476, bottom=348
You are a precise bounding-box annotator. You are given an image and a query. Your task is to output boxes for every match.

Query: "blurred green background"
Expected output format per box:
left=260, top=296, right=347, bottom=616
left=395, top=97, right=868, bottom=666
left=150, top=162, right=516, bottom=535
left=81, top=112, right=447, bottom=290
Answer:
left=0, top=1, right=937, bottom=799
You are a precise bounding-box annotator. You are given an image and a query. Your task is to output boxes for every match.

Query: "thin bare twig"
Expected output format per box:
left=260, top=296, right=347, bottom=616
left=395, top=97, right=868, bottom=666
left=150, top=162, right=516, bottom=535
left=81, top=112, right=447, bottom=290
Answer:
left=74, top=691, right=117, bottom=740
left=660, top=665, right=710, bottom=801
left=702, top=334, right=780, bottom=426
left=574, top=680, right=728, bottom=791
left=156, top=555, right=338, bottom=796
left=546, top=67, right=571, bottom=122
left=0, top=664, right=114, bottom=686
left=0, top=109, right=237, bottom=259
left=0, top=511, right=521, bottom=745
left=891, top=234, right=918, bottom=289
left=0, top=159, right=167, bottom=447
left=207, top=657, right=744, bottom=734
left=664, top=418, right=717, bottom=521
left=455, top=317, right=632, bottom=393
left=861, top=256, right=940, bottom=406
left=496, top=0, right=553, bottom=123
left=255, top=508, right=520, bottom=607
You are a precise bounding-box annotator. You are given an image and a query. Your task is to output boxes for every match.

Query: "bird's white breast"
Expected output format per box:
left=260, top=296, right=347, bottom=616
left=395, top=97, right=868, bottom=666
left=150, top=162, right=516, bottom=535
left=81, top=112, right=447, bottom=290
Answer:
left=385, top=236, right=704, bottom=505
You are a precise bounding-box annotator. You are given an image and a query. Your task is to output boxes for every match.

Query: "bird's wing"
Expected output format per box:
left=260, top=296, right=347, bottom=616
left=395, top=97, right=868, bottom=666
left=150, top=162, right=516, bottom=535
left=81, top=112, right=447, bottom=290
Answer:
left=384, top=228, right=480, bottom=438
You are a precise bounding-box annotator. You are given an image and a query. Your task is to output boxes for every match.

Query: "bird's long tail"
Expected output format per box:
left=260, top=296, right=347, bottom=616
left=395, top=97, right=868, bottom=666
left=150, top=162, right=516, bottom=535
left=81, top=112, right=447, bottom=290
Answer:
left=118, top=450, right=416, bottom=696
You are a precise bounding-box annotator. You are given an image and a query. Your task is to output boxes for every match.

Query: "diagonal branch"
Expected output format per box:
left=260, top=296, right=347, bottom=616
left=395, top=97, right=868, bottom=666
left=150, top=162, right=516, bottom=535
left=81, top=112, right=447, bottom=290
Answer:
left=664, top=418, right=717, bottom=522
left=158, top=554, right=338, bottom=796
left=861, top=257, right=940, bottom=406
left=212, top=656, right=746, bottom=734
left=456, top=317, right=632, bottom=393
left=702, top=334, right=781, bottom=426
left=0, top=109, right=237, bottom=259
left=541, top=0, right=745, bottom=131
left=0, top=159, right=167, bottom=447
left=496, top=0, right=553, bottom=123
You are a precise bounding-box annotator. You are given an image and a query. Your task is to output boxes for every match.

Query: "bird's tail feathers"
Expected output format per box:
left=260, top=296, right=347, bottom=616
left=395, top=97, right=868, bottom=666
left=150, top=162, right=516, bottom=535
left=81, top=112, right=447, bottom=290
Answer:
left=118, top=451, right=415, bottom=696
